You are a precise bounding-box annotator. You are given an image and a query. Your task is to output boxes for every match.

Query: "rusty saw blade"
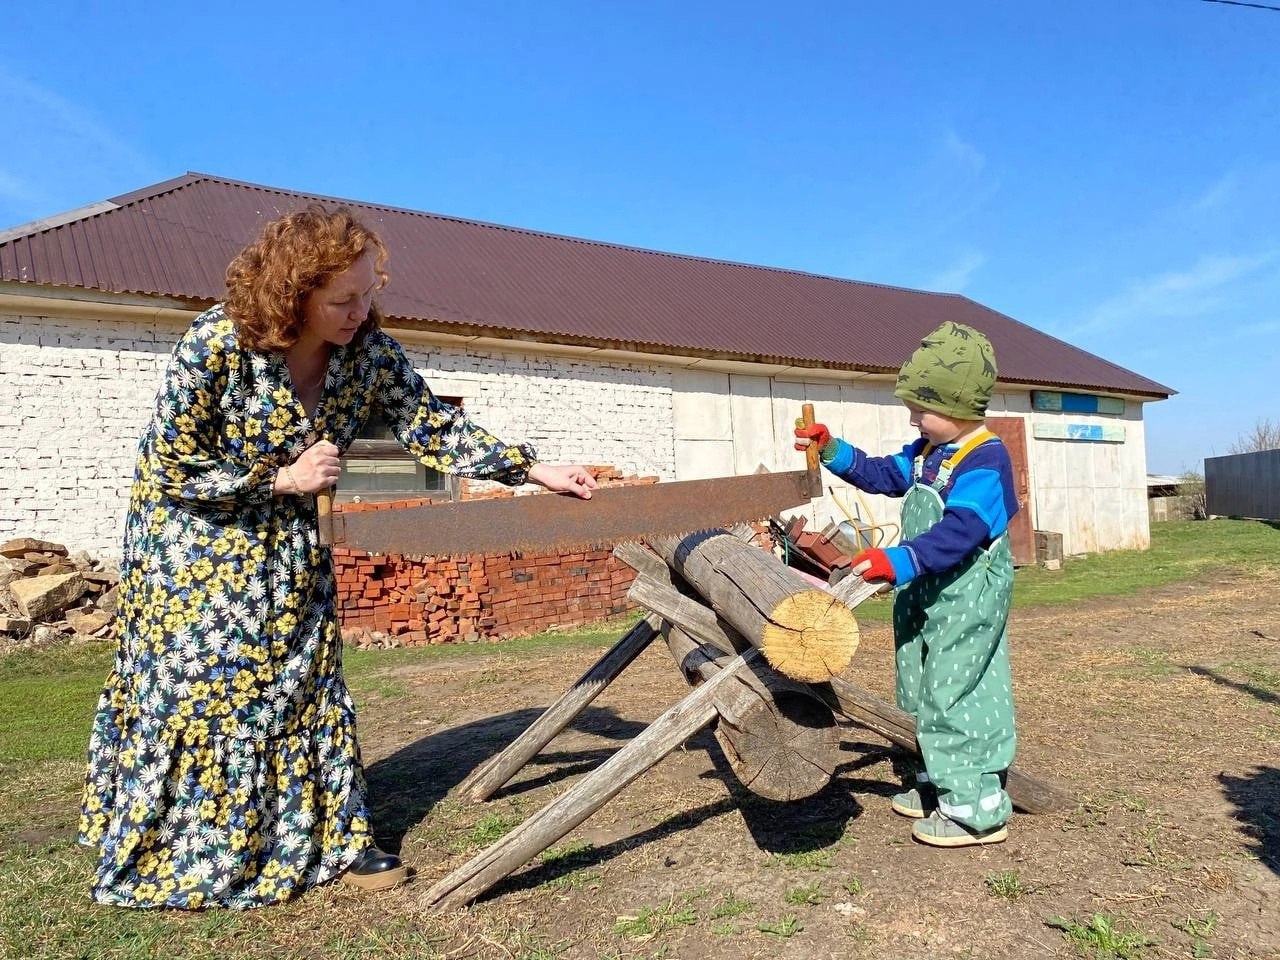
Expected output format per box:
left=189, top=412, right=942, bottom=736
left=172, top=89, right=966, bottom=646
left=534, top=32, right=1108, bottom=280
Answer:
left=328, top=469, right=819, bottom=556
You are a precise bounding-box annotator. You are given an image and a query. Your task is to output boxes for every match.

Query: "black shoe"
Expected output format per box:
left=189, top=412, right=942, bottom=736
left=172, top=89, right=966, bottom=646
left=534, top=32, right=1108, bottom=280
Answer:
left=341, top=844, right=410, bottom=891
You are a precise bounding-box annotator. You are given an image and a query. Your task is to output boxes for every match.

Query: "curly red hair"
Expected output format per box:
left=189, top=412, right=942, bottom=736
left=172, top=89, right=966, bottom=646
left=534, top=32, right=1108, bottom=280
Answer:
left=225, top=204, right=389, bottom=351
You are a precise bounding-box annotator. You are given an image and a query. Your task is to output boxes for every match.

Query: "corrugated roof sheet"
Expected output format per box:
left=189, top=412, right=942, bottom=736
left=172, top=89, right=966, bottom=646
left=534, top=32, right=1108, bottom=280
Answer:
left=0, top=172, right=1171, bottom=398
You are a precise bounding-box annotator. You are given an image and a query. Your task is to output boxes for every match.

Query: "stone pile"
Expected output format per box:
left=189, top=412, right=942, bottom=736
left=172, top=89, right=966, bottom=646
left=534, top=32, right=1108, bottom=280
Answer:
left=0, top=538, right=119, bottom=650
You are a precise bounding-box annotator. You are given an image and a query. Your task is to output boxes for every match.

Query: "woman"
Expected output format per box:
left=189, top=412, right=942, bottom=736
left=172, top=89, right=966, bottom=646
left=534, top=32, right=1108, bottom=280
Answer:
left=78, top=206, right=596, bottom=909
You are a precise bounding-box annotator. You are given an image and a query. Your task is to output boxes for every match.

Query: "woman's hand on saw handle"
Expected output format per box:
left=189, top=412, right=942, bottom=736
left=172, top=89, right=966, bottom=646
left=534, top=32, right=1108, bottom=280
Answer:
left=274, top=440, right=341, bottom=495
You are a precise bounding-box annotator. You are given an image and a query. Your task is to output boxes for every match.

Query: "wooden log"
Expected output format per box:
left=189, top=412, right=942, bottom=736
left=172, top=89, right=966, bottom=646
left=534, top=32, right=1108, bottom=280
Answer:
left=647, top=530, right=859, bottom=682
left=424, top=651, right=753, bottom=912
left=664, top=624, right=838, bottom=801
left=628, top=573, right=748, bottom=655
left=457, top=613, right=662, bottom=802
left=632, top=570, right=1069, bottom=814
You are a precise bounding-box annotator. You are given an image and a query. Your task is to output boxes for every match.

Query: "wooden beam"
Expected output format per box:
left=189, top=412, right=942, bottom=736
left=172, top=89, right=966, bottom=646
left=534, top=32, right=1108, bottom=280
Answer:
left=457, top=614, right=661, bottom=802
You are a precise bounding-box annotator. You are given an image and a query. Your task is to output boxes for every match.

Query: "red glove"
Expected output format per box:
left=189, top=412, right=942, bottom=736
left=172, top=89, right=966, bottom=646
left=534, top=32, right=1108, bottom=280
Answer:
left=851, top=548, right=896, bottom=584
left=793, top=421, right=832, bottom=453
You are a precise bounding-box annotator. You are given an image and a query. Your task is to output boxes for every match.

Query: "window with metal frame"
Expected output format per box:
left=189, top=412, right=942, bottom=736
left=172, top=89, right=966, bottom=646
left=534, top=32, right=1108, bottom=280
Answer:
left=336, top=402, right=461, bottom=503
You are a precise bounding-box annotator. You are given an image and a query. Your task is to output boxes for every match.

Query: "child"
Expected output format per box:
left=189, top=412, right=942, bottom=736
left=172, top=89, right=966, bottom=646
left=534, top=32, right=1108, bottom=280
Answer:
left=794, top=320, right=1017, bottom=847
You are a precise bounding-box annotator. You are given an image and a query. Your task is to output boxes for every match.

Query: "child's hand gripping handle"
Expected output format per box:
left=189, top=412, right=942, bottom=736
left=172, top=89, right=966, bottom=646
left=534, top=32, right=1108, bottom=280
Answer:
left=800, top=403, right=823, bottom=498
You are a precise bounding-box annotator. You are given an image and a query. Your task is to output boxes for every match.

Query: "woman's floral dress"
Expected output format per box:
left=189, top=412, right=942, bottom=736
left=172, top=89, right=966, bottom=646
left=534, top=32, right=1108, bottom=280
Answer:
left=78, top=305, right=536, bottom=909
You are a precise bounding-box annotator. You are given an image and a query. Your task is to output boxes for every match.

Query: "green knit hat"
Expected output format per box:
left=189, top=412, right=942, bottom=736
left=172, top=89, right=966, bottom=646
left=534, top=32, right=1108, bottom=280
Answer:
left=893, top=321, right=998, bottom=421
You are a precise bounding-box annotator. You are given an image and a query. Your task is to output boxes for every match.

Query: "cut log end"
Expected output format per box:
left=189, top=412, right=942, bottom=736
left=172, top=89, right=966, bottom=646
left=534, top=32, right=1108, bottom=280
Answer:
left=715, top=690, right=838, bottom=801
left=759, top=590, right=859, bottom=682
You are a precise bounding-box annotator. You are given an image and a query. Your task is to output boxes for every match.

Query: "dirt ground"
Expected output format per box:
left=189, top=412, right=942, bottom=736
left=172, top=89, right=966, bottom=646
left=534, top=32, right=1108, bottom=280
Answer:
left=347, top=572, right=1280, bottom=960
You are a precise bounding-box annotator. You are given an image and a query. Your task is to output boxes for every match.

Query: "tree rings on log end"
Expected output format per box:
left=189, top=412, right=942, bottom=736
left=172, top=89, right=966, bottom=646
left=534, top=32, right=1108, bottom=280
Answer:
left=759, top=590, right=859, bottom=682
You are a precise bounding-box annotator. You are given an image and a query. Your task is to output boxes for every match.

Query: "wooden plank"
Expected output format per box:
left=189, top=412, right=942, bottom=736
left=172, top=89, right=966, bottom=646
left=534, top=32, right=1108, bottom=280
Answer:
left=664, top=626, right=838, bottom=801
left=1033, top=422, right=1126, bottom=442
left=647, top=530, right=859, bottom=682
left=457, top=614, right=661, bottom=801
left=424, top=652, right=752, bottom=912
left=1032, top=391, right=1125, bottom=415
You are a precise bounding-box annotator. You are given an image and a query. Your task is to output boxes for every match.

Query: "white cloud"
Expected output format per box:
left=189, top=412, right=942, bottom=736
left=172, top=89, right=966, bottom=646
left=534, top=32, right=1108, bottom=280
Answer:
left=1066, top=251, right=1280, bottom=337
left=942, top=128, right=985, bottom=175
left=927, top=250, right=986, bottom=293
left=0, top=70, right=158, bottom=224
left=1191, top=172, right=1235, bottom=212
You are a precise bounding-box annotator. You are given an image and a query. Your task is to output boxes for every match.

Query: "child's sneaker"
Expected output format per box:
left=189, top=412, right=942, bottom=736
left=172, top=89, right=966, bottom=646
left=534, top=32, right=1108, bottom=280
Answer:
left=890, top=786, right=937, bottom=819
left=910, top=810, right=1008, bottom=847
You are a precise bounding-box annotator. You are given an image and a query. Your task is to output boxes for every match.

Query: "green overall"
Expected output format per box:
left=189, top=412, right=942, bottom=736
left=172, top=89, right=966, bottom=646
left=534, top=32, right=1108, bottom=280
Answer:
left=892, top=436, right=1016, bottom=831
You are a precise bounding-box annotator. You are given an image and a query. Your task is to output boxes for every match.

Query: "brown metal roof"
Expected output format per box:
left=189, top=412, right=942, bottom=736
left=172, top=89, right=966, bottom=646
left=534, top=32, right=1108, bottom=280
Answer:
left=0, top=172, right=1171, bottom=398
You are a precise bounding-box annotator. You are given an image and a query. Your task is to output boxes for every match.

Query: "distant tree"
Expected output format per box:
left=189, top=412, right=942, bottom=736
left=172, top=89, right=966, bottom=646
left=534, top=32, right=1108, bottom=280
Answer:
left=1177, top=470, right=1207, bottom=520
left=1227, top=418, right=1280, bottom=454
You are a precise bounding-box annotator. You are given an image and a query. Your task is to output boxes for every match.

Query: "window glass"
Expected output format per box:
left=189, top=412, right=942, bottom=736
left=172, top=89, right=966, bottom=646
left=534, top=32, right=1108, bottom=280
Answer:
left=337, top=405, right=458, bottom=500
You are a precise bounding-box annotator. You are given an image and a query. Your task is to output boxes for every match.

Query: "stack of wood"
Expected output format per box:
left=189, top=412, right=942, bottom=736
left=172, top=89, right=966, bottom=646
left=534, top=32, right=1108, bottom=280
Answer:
left=0, top=538, right=119, bottom=648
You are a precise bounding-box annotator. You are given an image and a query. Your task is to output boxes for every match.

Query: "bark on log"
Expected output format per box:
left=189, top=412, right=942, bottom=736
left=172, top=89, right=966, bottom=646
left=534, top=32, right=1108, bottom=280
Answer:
left=647, top=530, right=859, bottom=682
left=424, top=651, right=753, bottom=912
left=457, top=614, right=662, bottom=802
left=664, top=624, right=838, bottom=801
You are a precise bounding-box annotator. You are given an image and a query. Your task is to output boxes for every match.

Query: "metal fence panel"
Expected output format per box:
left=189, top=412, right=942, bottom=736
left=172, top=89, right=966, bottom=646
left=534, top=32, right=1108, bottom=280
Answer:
left=1205, top=450, right=1280, bottom=520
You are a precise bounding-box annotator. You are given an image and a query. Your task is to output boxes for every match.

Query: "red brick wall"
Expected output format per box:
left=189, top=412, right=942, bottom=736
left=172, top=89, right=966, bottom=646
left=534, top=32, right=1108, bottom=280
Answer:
left=332, top=469, right=646, bottom=646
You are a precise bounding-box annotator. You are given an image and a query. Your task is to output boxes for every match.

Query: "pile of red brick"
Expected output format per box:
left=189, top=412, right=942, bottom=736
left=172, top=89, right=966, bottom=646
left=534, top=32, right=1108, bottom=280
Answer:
left=333, top=468, right=647, bottom=646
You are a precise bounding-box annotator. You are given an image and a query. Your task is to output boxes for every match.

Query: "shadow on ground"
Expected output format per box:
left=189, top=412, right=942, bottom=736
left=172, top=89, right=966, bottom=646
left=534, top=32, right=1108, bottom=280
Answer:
left=1188, top=665, right=1280, bottom=708
left=365, top=705, right=649, bottom=849
left=1219, top=764, right=1280, bottom=878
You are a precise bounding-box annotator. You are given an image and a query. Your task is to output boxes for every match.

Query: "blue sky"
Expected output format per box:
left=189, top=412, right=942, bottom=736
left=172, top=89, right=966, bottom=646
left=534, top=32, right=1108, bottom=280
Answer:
left=2, top=1, right=1276, bottom=474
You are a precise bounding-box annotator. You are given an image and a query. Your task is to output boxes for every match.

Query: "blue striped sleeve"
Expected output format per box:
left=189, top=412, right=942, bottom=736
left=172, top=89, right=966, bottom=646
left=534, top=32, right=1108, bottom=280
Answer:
left=821, top=438, right=920, bottom=497
left=945, top=467, right=1011, bottom=539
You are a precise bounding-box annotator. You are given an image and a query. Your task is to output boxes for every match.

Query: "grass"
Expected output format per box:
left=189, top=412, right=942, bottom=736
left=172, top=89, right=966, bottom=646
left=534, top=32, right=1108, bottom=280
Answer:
left=1014, top=518, right=1277, bottom=607
left=984, top=869, right=1026, bottom=901
left=1172, top=912, right=1219, bottom=958
left=612, top=898, right=698, bottom=939
left=1, top=521, right=1276, bottom=958
left=783, top=880, right=826, bottom=906
left=1046, top=913, right=1155, bottom=959
left=770, top=848, right=835, bottom=871
left=757, top=915, right=803, bottom=938
left=707, top=892, right=753, bottom=920
left=853, top=518, right=1280, bottom=620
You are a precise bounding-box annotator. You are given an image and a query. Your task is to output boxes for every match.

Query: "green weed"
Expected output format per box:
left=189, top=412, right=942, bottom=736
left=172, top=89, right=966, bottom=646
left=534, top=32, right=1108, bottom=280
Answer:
left=708, top=892, right=753, bottom=919
left=784, top=880, right=825, bottom=905
left=757, top=915, right=803, bottom=938
left=985, top=869, right=1026, bottom=901
left=1046, top=913, right=1154, bottom=958
left=771, top=847, right=835, bottom=870
left=613, top=899, right=698, bottom=939
left=1172, top=911, right=1219, bottom=958
left=460, top=812, right=521, bottom=849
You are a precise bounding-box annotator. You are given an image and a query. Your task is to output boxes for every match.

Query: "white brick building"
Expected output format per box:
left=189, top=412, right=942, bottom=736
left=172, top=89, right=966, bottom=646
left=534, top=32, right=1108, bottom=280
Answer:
left=0, top=173, right=1171, bottom=561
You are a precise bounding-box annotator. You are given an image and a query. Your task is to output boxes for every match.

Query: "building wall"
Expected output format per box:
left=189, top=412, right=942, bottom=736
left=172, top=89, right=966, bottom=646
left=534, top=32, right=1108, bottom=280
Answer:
left=1022, top=398, right=1150, bottom=554
left=2, top=304, right=1151, bottom=561
left=673, top=370, right=1152, bottom=557
left=0, top=308, right=677, bottom=557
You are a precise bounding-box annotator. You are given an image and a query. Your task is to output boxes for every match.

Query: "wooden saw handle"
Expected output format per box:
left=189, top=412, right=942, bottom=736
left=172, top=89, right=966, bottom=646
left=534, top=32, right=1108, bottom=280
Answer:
left=316, top=487, right=334, bottom=546
left=800, top=403, right=823, bottom=498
